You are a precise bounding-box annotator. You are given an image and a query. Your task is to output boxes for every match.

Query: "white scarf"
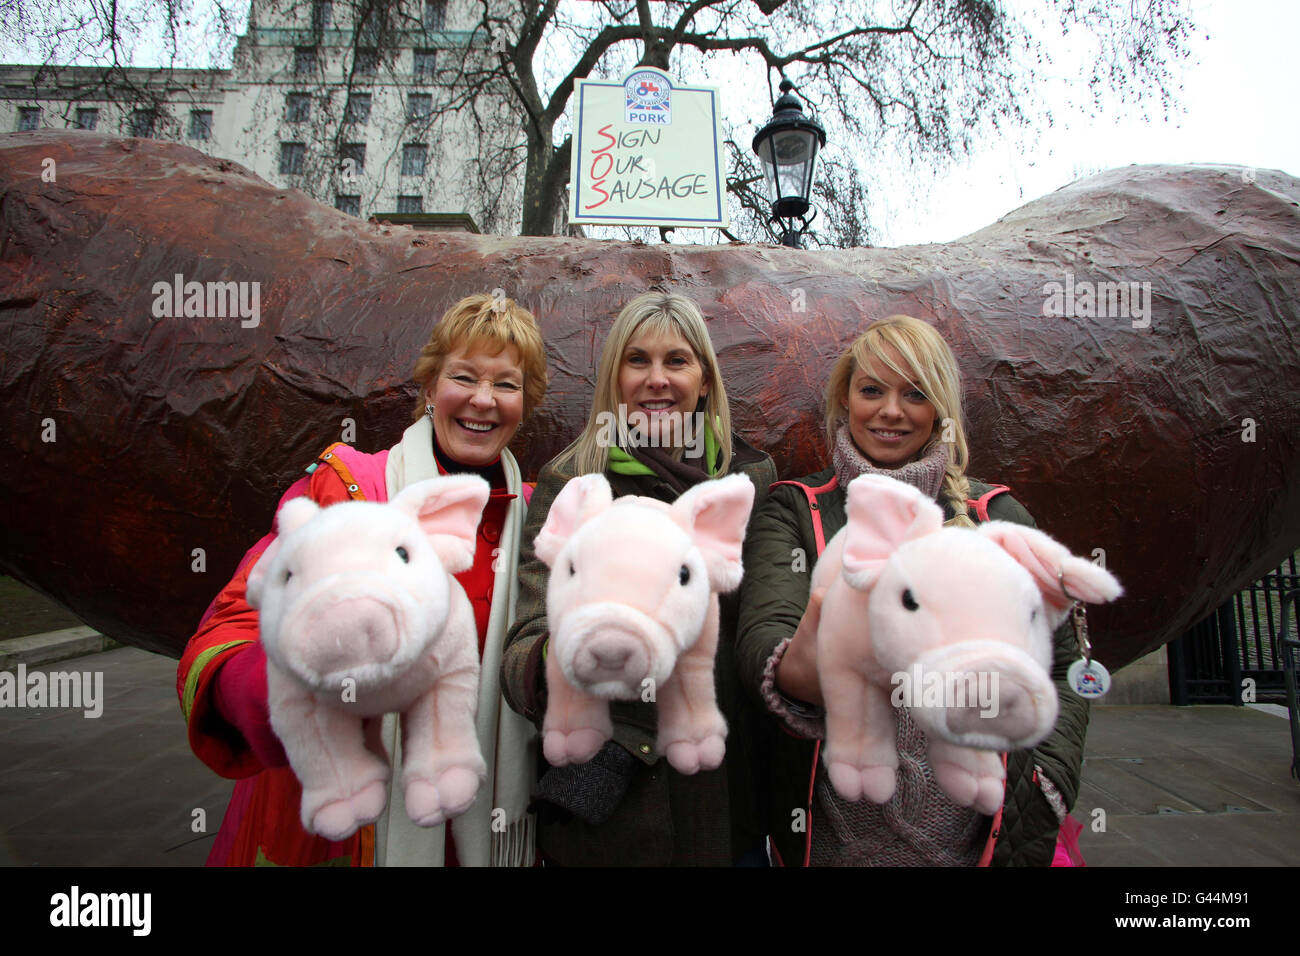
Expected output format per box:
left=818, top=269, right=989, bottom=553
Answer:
left=374, top=416, right=536, bottom=866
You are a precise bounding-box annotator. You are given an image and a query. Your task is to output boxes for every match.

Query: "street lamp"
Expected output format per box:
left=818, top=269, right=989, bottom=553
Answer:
left=752, top=78, right=826, bottom=248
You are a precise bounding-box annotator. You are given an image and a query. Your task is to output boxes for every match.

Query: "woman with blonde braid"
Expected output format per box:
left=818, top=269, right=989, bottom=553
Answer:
left=735, top=314, right=1088, bottom=866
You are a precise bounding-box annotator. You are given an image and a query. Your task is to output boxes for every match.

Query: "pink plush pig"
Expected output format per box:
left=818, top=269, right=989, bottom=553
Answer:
left=246, top=475, right=490, bottom=841
left=815, top=474, right=1122, bottom=815
left=535, top=473, right=755, bottom=775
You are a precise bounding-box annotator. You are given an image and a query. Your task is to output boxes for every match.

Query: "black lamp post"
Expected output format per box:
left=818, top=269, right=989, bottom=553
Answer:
left=752, top=78, right=826, bottom=248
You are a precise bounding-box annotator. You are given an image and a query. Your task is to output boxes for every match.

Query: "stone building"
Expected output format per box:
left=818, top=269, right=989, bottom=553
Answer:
left=0, top=0, right=521, bottom=232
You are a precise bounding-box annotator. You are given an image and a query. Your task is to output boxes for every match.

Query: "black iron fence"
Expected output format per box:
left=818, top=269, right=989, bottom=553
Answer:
left=1168, top=551, right=1300, bottom=706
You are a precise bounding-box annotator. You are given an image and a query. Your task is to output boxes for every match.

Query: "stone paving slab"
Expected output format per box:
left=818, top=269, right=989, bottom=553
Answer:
left=2, top=651, right=1299, bottom=866
left=1075, top=705, right=1300, bottom=867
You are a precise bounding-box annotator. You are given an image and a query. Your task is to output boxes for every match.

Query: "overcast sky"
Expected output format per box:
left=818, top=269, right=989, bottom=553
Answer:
left=876, top=0, right=1300, bottom=246
left=7, top=0, right=1294, bottom=247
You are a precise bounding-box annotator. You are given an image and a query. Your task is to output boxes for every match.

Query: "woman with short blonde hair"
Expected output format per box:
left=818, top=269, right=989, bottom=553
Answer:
left=180, top=293, right=548, bottom=867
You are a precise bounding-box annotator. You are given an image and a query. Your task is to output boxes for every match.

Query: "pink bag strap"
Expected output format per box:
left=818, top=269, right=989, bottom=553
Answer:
left=966, top=484, right=1011, bottom=523
left=770, top=475, right=840, bottom=556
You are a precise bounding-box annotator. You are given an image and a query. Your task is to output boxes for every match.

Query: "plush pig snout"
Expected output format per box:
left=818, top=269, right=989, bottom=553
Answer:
left=553, top=603, right=672, bottom=699
left=286, top=596, right=400, bottom=675
left=272, top=573, right=436, bottom=688
left=905, top=642, right=1058, bottom=750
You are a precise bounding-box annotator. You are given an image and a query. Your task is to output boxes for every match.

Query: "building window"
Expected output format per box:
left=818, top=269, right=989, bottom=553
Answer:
left=75, top=108, right=98, bottom=130
left=401, top=144, right=428, bottom=177
left=189, top=110, right=212, bottom=140
left=340, top=143, right=366, bottom=174
left=279, top=142, right=306, bottom=175
left=414, top=49, right=436, bottom=79
left=406, top=93, right=432, bottom=122
left=294, top=46, right=318, bottom=74
left=344, top=93, right=371, bottom=125
left=18, top=107, right=40, bottom=131
left=397, top=195, right=424, bottom=214
left=423, top=0, right=446, bottom=31
left=130, top=110, right=156, bottom=138
left=335, top=195, right=360, bottom=216
left=311, top=0, right=331, bottom=31
left=355, top=48, right=378, bottom=76
left=285, top=93, right=311, bottom=122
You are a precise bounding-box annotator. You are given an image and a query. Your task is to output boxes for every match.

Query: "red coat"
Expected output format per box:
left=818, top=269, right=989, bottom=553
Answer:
left=176, top=442, right=513, bottom=866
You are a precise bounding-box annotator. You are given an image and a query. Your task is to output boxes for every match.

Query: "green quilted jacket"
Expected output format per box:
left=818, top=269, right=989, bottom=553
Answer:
left=734, top=467, right=1090, bottom=867
left=501, top=438, right=777, bottom=865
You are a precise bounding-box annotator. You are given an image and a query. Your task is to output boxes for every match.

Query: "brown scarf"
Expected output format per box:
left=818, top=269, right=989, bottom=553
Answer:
left=830, top=424, right=949, bottom=500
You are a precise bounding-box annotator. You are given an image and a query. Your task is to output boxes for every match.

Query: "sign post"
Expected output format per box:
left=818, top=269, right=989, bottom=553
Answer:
left=569, top=67, right=729, bottom=230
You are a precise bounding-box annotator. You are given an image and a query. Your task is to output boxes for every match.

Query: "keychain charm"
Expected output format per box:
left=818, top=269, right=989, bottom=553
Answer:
left=1061, top=577, right=1111, bottom=699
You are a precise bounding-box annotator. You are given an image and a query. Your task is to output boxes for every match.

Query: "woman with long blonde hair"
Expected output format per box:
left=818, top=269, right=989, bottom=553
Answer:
left=502, top=290, right=775, bottom=865
left=737, top=314, right=1089, bottom=866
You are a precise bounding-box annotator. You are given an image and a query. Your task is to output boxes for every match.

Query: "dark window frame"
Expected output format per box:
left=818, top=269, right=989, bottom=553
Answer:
left=285, top=92, right=311, bottom=123
left=344, top=93, right=371, bottom=125
left=188, top=109, right=213, bottom=140
left=279, top=142, right=306, bottom=175
left=406, top=93, right=432, bottom=122
left=340, top=142, right=366, bottom=174
left=401, top=143, right=428, bottom=177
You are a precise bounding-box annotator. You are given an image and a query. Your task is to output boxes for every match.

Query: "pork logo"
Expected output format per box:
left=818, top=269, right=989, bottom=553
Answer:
left=624, top=69, right=672, bottom=125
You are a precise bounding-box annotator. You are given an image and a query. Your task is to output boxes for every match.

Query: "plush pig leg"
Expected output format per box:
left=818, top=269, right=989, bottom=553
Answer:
left=400, top=663, right=486, bottom=826
left=542, top=649, right=613, bottom=766
left=268, top=665, right=390, bottom=840
left=927, top=737, right=1005, bottom=815
left=821, top=670, right=900, bottom=804
left=655, top=599, right=727, bottom=774
left=401, top=596, right=486, bottom=826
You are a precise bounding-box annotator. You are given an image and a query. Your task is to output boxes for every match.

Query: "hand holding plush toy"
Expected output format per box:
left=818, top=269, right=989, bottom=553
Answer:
left=535, top=473, right=755, bottom=775
left=814, top=474, right=1122, bottom=814
left=247, top=475, right=490, bottom=841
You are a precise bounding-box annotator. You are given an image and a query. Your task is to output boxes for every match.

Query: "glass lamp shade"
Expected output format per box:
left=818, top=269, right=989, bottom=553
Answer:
left=756, top=127, right=821, bottom=219
left=752, top=80, right=827, bottom=222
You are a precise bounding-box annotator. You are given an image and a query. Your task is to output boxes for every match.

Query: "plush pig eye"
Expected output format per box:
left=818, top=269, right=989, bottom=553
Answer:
left=679, top=565, right=690, bottom=586
left=901, top=589, right=918, bottom=611
left=396, top=546, right=409, bottom=563
left=569, top=560, right=576, bottom=577
left=283, top=569, right=293, bottom=584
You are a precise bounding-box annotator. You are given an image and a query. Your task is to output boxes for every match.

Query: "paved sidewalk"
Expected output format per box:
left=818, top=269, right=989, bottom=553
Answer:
left=1, top=645, right=1298, bottom=866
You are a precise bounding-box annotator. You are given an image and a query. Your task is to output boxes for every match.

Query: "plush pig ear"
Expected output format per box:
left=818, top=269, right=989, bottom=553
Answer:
left=673, top=474, right=755, bottom=592
left=534, top=473, right=613, bottom=567
left=978, top=521, right=1123, bottom=622
left=841, top=475, right=944, bottom=591
left=276, top=495, right=321, bottom=537
left=245, top=537, right=284, bottom=610
left=390, top=475, right=490, bottom=574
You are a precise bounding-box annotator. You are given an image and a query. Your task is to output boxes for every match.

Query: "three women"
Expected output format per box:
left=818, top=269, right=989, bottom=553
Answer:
left=181, top=297, right=1086, bottom=866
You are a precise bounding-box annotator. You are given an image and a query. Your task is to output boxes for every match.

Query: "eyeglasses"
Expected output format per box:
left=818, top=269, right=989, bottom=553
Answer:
left=442, top=373, right=523, bottom=397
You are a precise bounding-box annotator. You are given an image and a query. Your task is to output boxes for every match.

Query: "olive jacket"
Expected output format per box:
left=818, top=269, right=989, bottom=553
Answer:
left=735, top=467, right=1089, bottom=867
left=501, top=438, right=777, bottom=865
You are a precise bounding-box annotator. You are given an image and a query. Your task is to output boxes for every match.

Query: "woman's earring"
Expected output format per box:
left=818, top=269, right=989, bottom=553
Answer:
left=425, top=403, right=435, bottom=421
